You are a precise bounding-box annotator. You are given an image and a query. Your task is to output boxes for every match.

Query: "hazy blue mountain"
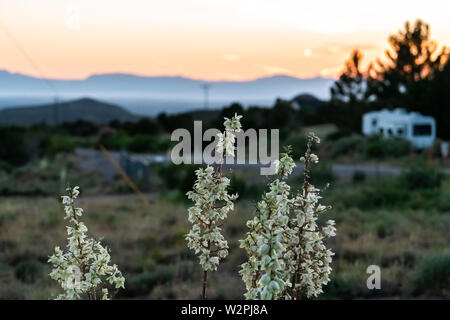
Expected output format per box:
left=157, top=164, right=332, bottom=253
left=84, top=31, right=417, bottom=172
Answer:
left=0, top=98, right=139, bottom=126
left=0, top=70, right=334, bottom=115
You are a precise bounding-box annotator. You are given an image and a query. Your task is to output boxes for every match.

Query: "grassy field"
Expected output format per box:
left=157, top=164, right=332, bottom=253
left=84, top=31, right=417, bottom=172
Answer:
left=1, top=174, right=449, bottom=300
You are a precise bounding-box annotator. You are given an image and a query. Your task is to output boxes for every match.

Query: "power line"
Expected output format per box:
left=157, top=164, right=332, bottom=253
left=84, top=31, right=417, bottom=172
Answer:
left=0, top=19, right=60, bottom=125
left=0, top=20, right=57, bottom=96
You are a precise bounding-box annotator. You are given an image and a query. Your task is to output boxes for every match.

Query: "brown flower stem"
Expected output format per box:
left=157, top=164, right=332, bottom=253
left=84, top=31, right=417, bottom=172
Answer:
left=202, top=270, right=208, bottom=300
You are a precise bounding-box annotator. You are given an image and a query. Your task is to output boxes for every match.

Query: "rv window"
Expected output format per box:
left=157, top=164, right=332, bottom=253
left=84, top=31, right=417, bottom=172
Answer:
left=413, top=124, right=432, bottom=136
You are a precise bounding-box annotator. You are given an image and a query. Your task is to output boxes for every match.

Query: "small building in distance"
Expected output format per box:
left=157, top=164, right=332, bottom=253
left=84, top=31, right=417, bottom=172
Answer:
left=362, top=108, right=436, bottom=149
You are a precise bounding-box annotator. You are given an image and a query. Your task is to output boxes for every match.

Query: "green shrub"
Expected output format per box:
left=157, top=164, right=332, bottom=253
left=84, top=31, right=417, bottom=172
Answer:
left=325, top=129, right=352, bottom=142
left=15, top=261, right=44, bottom=283
left=0, top=161, right=13, bottom=173
left=332, top=135, right=364, bottom=158
left=283, top=134, right=308, bottom=160
left=124, top=265, right=175, bottom=297
left=352, top=170, right=366, bottom=183
left=157, top=163, right=201, bottom=193
left=229, top=174, right=247, bottom=197
left=127, top=135, right=172, bottom=153
left=364, top=135, right=385, bottom=158
left=43, top=134, right=77, bottom=155
left=310, top=164, right=335, bottom=187
left=337, top=179, right=411, bottom=210
left=400, top=165, right=442, bottom=190
left=384, top=137, right=411, bottom=157
left=102, top=131, right=133, bottom=150
left=438, top=188, right=450, bottom=212
left=364, top=135, right=411, bottom=159
left=0, top=128, right=29, bottom=166
left=415, top=251, right=450, bottom=295
left=322, top=274, right=363, bottom=299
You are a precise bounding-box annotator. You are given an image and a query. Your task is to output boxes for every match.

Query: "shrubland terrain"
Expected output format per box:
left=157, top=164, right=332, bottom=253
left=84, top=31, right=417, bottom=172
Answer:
left=1, top=18, right=450, bottom=300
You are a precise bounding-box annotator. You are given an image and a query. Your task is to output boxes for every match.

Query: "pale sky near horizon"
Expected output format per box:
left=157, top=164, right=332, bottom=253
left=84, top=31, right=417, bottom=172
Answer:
left=1, top=0, right=450, bottom=81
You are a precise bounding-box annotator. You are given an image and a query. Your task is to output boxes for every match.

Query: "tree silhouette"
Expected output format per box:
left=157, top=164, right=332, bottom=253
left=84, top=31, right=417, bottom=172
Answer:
left=428, top=60, right=450, bottom=140
left=330, top=49, right=366, bottom=103
left=367, top=19, right=448, bottom=106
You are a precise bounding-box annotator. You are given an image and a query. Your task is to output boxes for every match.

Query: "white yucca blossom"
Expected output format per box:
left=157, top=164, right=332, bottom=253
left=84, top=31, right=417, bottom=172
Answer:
left=185, top=166, right=238, bottom=271
left=216, top=113, right=243, bottom=158
left=240, top=132, right=336, bottom=300
left=284, top=132, right=335, bottom=299
left=186, top=113, right=242, bottom=299
left=239, top=152, right=296, bottom=300
left=48, top=186, right=125, bottom=300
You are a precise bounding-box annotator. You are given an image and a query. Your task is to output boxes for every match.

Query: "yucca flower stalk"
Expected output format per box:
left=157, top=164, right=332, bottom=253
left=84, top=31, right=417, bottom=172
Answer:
left=285, top=132, right=335, bottom=299
left=185, top=113, right=242, bottom=299
left=240, top=133, right=336, bottom=300
left=48, top=186, right=125, bottom=300
left=239, top=152, right=296, bottom=299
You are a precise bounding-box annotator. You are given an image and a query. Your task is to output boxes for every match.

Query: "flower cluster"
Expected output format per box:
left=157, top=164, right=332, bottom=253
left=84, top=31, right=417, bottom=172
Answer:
left=239, top=153, right=295, bottom=300
left=186, top=167, right=238, bottom=271
left=216, top=113, right=243, bottom=157
left=284, top=132, right=335, bottom=299
left=186, top=114, right=242, bottom=274
left=240, top=133, right=336, bottom=300
left=48, top=186, right=125, bottom=300
left=274, top=152, right=296, bottom=178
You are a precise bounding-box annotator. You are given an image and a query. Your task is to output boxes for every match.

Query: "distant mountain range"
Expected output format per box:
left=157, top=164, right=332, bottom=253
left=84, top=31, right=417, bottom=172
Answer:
left=0, top=98, right=138, bottom=126
left=0, top=70, right=334, bottom=116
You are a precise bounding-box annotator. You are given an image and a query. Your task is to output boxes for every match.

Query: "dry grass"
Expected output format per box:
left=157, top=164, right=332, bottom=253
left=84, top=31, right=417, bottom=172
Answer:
left=0, top=187, right=449, bottom=299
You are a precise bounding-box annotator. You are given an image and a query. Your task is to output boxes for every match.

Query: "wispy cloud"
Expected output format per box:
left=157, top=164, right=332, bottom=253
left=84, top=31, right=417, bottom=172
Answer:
left=263, top=65, right=296, bottom=74
left=223, top=53, right=240, bottom=62
left=314, top=43, right=380, bottom=56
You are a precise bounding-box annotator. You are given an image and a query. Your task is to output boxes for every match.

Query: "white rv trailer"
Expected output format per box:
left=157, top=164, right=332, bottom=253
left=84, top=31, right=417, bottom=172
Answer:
left=362, top=108, right=436, bottom=149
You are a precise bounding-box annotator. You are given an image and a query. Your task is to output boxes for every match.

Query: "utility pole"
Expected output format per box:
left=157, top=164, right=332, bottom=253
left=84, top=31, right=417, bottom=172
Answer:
left=53, top=96, right=59, bottom=126
left=201, top=83, right=210, bottom=110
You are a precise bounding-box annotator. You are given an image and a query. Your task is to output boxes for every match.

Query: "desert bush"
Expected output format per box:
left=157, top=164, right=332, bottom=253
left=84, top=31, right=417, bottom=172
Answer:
left=352, top=170, right=366, bottom=183
left=229, top=174, right=247, bottom=197
left=15, top=261, right=44, bottom=283
left=414, top=251, right=450, bottom=296
left=364, top=135, right=411, bottom=159
left=157, top=163, right=201, bottom=193
left=128, top=135, right=172, bottom=153
left=332, top=135, right=365, bottom=158
left=125, top=266, right=175, bottom=297
left=102, top=131, right=133, bottom=150
left=0, top=127, right=30, bottom=166
left=400, top=164, right=442, bottom=190
left=43, top=134, right=77, bottom=155
left=128, top=135, right=159, bottom=153
left=0, top=161, right=13, bottom=173
left=322, top=274, right=359, bottom=299
left=311, top=163, right=335, bottom=187
left=283, top=134, right=308, bottom=160
left=325, top=129, right=352, bottom=142
left=384, top=137, right=411, bottom=157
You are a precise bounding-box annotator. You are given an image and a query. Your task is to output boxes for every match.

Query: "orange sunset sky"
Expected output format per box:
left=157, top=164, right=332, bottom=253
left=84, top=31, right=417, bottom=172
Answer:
left=1, top=0, right=450, bottom=81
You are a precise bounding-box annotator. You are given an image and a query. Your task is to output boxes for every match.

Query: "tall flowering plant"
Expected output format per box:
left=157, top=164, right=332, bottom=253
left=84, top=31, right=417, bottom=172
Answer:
left=239, top=152, right=296, bottom=299
left=240, top=133, right=336, bottom=300
left=285, top=132, right=335, bottom=299
left=48, top=186, right=125, bottom=300
left=185, top=114, right=242, bottom=299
